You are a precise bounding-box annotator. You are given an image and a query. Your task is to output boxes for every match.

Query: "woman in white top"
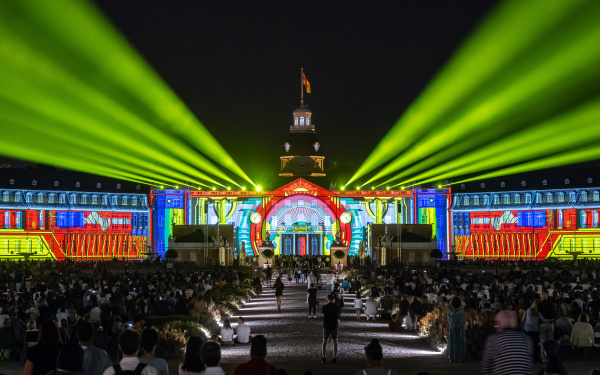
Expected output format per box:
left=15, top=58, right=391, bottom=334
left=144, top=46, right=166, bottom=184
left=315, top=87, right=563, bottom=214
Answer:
left=354, top=291, right=363, bottom=320
left=220, top=319, right=234, bottom=346
left=179, top=336, right=204, bottom=375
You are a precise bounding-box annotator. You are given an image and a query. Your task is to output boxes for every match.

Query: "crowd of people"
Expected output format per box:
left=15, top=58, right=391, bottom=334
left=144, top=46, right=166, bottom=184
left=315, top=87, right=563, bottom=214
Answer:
left=1, top=257, right=600, bottom=374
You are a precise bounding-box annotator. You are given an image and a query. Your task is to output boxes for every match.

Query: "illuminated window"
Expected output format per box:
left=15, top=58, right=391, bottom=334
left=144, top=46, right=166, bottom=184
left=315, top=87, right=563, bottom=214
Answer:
left=594, top=191, right=600, bottom=201
left=514, top=194, right=521, bottom=204
left=594, top=238, right=600, bottom=251
left=463, top=196, right=469, bottom=206
left=1, top=240, right=7, bottom=254
left=570, top=238, right=576, bottom=251
left=583, top=239, right=588, bottom=251
left=48, top=194, right=54, bottom=204
left=112, top=196, right=118, bottom=205
left=503, top=194, right=510, bottom=204
left=132, top=197, right=138, bottom=206
left=558, top=192, right=565, bottom=203
left=122, top=196, right=128, bottom=205
left=102, top=195, right=108, bottom=205
left=295, top=117, right=298, bottom=125
left=37, top=193, right=43, bottom=204
left=69, top=194, right=76, bottom=204
left=580, top=210, right=588, bottom=228
left=2, top=192, right=8, bottom=202
left=26, top=193, right=33, bottom=204
left=14, top=212, right=21, bottom=229
left=581, top=191, right=588, bottom=202
left=593, top=211, right=599, bottom=228
left=484, top=195, right=490, bottom=205
left=559, top=239, right=564, bottom=252
left=306, top=117, right=310, bottom=125
left=38, top=240, right=43, bottom=254
left=27, top=239, right=32, bottom=253
left=15, top=239, right=20, bottom=253
left=557, top=210, right=564, bottom=228
left=569, top=192, right=576, bottom=202
left=525, top=194, right=532, bottom=204
left=15, top=193, right=21, bottom=203
left=535, top=193, right=542, bottom=203
left=81, top=195, right=87, bottom=205
left=300, top=117, right=305, bottom=125
left=493, top=195, right=499, bottom=205
left=473, top=196, right=479, bottom=205
left=92, top=195, right=97, bottom=205
left=546, top=192, right=553, bottom=203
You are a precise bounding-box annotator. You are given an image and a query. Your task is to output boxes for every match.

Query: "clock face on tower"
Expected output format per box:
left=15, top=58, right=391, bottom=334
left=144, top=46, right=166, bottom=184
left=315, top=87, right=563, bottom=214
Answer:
left=250, top=212, right=262, bottom=224
left=284, top=142, right=290, bottom=152
left=340, top=212, right=352, bottom=224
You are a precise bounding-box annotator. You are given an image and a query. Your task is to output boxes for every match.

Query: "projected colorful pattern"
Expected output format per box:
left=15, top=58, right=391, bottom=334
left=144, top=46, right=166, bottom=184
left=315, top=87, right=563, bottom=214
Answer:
left=0, top=188, right=149, bottom=260
left=452, top=188, right=600, bottom=259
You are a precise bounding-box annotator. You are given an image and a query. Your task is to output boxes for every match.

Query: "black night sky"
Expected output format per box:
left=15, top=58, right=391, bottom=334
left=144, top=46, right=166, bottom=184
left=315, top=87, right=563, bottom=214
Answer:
left=89, top=0, right=498, bottom=187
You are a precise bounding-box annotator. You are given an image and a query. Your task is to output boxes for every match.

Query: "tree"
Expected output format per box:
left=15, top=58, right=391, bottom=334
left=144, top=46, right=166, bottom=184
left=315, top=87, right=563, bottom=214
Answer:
left=261, top=249, right=274, bottom=264
left=333, top=250, right=346, bottom=260
left=165, top=249, right=178, bottom=261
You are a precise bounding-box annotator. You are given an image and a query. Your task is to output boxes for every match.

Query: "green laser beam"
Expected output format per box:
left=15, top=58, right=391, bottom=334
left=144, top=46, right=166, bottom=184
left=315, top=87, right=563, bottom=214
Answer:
left=347, top=0, right=598, bottom=187
left=0, top=0, right=253, bottom=187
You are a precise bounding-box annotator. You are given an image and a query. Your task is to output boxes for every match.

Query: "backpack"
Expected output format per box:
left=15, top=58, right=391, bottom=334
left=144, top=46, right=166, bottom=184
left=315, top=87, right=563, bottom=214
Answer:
left=113, top=363, right=146, bottom=375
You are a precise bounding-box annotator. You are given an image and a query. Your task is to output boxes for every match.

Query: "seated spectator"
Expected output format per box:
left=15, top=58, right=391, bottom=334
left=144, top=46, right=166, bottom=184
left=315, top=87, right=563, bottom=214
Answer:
left=25, top=320, right=38, bottom=349
left=25, top=320, right=63, bottom=375
left=140, top=329, right=169, bottom=375
left=355, top=339, right=398, bottom=375
left=571, top=313, right=594, bottom=357
left=179, top=337, right=204, bottom=375
left=233, top=335, right=278, bottom=375
left=235, top=317, right=251, bottom=344
left=380, top=293, right=393, bottom=320
left=102, top=330, right=157, bottom=375
left=48, top=343, right=84, bottom=375
left=220, top=319, right=234, bottom=346
left=200, top=341, right=225, bottom=375
left=555, top=309, right=574, bottom=338
left=388, top=314, right=404, bottom=333
left=365, top=295, right=378, bottom=321
left=78, top=320, right=110, bottom=375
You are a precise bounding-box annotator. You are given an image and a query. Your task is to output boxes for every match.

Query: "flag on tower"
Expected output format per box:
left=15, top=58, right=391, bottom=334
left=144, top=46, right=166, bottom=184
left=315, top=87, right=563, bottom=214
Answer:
left=303, top=73, right=311, bottom=93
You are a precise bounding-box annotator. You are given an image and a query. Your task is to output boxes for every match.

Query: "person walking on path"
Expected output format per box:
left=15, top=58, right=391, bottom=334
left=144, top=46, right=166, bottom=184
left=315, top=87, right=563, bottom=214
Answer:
left=286, top=268, right=293, bottom=286
left=322, top=294, right=340, bottom=364
left=447, top=296, right=466, bottom=363
left=274, top=277, right=284, bottom=311
left=265, top=266, right=273, bottom=287
left=253, top=277, right=263, bottom=298
left=307, top=283, right=318, bottom=318
left=481, top=310, right=532, bottom=375
left=307, top=272, right=318, bottom=303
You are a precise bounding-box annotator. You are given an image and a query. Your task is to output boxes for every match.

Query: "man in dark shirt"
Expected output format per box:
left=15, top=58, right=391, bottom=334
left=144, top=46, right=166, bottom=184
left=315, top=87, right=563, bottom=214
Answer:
left=321, top=294, right=340, bottom=364
left=233, top=335, right=278, bottom=375
left=538, top=291, right=555, bottom=361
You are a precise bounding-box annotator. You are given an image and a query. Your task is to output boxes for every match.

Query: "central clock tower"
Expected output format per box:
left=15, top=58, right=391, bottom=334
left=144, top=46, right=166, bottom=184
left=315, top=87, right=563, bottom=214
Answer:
left=279, top=104, right=325, bottom=177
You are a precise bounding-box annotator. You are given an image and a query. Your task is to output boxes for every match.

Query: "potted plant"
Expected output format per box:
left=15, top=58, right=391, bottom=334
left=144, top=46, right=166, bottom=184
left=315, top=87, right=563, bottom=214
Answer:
left=261, top=249, right=274, bottom=265
left=332, top=250, right=346, bottom=260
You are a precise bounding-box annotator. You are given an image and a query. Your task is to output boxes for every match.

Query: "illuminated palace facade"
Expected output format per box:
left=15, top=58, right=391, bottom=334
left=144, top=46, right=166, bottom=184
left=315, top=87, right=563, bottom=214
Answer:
left=1, top=105, right=600, bottom=262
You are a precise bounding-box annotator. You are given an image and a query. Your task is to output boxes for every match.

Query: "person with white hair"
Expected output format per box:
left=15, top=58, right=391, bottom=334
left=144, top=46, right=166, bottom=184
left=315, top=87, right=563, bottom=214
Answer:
left=481, top=310, right=533, bottom=375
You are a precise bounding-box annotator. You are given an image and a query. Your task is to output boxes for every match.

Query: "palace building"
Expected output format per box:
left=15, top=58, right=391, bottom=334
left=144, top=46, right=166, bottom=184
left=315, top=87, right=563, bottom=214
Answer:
left=1, top=101, right=600, bottom=263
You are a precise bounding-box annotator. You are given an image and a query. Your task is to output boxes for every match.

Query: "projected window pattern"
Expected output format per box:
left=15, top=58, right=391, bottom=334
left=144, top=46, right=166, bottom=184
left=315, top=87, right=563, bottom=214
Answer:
left=266, top=197, right=333, bottom=232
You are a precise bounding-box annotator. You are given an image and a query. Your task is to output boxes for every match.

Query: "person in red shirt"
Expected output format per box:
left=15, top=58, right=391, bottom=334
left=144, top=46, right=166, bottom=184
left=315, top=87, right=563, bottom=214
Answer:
left=232, top=335, right=278, bottom=375
left=388, top=314, right=404, bottom=332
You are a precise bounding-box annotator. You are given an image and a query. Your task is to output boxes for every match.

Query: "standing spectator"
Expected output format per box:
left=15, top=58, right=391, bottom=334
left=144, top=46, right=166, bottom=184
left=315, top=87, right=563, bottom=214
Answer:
left=232, top=335, right=278, bottom=375
left=253, top=277, right=263, bottom=298
left=538, top=291, right=555, bottom=361
left=77, top=321, right=111, bottom=375
left=235, top=317, right=251, bottom=344
left=447, top=296, right=466, bottom=363
left=274, top=277, right=284, bottom=311
left=307, top=272, right=318, bottom=303
left=325, top=271, right=335, bottom=295
left=321, top=294, right=340, bottom=364
left=265, top=266, right=273, bottom=287
left=140, top=329, right=169, bottom=375
left=355, top=339, right=398, bottom=375
left=354, top=291, right=363, bottom=320
left=101, top=330, right=158, bottom=375
left=523, top=300, right=540, bottom=362
left=307, top=283, right=318, bottom=318
left=0, top=317, right=19, bottom=360
left=200, top=341, right=225, bottom=375
left=179, top=337, right=204, bottom=375
left=539, top=340, right=568, bottom=375
left=481, top=310, right=532, bottom=375
left=399, top=295, right=409, bottom=325
left=286, top=268, right=293, bottom=286
left=24, top=320, right=63, bottom=375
